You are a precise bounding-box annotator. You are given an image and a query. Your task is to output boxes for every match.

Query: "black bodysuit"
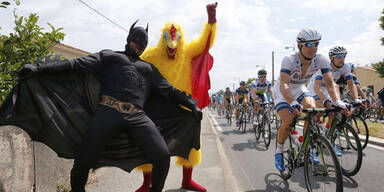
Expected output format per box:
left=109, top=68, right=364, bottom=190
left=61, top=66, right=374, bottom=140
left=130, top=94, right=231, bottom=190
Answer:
left=38, top=50, right=196, bottom=192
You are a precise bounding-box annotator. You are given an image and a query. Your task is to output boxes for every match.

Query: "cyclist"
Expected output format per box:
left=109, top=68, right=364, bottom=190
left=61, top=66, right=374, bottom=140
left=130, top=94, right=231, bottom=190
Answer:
left=223, top=87, right=234, bottom=117
left=362, top=87, right=378, bottom=110
left=337, top=63, right=367, bottom=104
left=235, top=81, right=250, bottom=126
left=273, top=28, right=349, bottom=172
left=216, top=91, right=224, bottom=115
left=308, top=46, right=362, bottom=156
left=251, top=69, right=273, bottom=123
left=211, top=94, right=216, bottom=110
left=308, top=46, right=362, bottom=127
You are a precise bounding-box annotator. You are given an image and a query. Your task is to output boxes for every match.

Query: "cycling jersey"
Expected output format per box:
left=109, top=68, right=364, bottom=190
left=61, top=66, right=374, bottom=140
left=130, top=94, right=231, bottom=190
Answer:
left=308, top=63, right=352, bottom=102
left=217, top=94, right=223, bottom=105
left=273, top=53, right=332, bottom=112
left=224, top=91, right=233, bottom=104
left=251, top=79, right=272, bottom=103
left=337, top=75, right=359, bottom=96
left=251, top=79, right=272, bottom=94
left=235, top=88, right=248, bottom=103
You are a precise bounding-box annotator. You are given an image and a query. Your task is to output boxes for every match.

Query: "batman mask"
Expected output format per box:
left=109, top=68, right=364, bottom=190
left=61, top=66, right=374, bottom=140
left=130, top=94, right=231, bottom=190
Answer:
left=125, top=20, right=148, bottom=57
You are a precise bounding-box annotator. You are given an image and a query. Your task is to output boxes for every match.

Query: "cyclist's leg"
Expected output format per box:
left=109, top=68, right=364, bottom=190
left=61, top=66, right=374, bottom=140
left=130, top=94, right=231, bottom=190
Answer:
left=298, top=93, right=316, bottom=133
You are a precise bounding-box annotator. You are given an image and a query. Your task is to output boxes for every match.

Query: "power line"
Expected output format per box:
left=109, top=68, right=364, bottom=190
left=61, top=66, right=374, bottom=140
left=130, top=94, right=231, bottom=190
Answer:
left=77, top=0, right=129, bottom=33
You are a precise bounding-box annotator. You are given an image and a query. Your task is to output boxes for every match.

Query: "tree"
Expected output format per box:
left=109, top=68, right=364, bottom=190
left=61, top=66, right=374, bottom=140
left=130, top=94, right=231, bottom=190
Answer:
left=246, top=78, right=256, bottom=86
left=372, top=59, right=384, bottom=78
left=372, top=9, right=384, bottom=78
left=0, top=0, right=19, bottom=8
left=0, top=11, right=65, bottom=103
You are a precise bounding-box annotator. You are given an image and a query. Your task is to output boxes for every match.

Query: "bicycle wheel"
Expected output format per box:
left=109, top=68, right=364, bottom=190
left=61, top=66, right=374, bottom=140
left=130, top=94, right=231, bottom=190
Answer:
left=242, top=113, right=247, bottom=133
left=331, top=123, right=362, bottom=176
left=277, top=135, right=295, bottom=180
left=304, top=134, right=343, bottom=192
left=274, top=115, right=281, bottom=130
left=263, top=117, right=272, bottom=148
left=350, top=116, right=369, bottom=150
left=238, top=111, right=243, bottom=131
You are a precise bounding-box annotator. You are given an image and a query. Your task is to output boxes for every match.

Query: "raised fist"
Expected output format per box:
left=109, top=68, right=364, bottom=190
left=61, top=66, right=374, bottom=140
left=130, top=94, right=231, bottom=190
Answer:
left=207, top=2, right=218, bottom=24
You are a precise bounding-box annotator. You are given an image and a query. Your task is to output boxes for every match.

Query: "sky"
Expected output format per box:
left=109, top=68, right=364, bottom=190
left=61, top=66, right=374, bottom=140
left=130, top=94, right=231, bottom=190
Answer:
left=1, top=0, right=384, bottom=94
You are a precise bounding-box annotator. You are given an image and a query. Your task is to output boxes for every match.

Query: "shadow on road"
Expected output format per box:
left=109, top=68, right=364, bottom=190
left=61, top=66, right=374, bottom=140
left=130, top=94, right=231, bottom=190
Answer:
left=342, top=175, right=359, bottom=189
left=244, top=173, right=292, bottom=192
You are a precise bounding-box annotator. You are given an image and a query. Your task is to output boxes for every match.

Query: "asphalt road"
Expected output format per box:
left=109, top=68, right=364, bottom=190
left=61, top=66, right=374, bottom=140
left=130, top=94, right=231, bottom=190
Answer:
left=208, top=109, right=384, bottom=192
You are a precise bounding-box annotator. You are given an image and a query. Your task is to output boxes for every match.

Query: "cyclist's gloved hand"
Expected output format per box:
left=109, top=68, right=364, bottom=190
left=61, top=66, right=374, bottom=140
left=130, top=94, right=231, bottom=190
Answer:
left=353, top=99, right=362, bottom=104
left=334, top=100, right=347, bottom=109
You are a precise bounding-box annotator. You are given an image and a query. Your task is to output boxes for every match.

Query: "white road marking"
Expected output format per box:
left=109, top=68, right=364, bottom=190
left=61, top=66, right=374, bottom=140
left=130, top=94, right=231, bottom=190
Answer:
left=208, top=111, right=223, bottom=132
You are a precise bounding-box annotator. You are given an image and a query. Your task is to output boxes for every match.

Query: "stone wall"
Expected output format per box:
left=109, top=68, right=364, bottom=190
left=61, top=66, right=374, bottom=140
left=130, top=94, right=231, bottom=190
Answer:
left=0, top=126, right=73, bottom=192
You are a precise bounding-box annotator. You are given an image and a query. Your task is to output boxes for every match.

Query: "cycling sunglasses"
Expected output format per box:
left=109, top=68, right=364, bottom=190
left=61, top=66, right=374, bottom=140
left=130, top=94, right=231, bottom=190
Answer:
left=258, top=76, right=266, bottom=79
left=335, top=53, right=347, bottom=58
left=301, top=41, right=319, bottom=48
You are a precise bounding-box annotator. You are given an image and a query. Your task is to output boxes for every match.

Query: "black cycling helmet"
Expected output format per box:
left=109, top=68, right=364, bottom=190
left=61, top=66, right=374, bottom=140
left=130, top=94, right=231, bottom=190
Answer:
left=240, top=81, right=245, bottom=85
left=258, top=69, right=267, bottom=76
left=225, top=87, right=230, bottom=90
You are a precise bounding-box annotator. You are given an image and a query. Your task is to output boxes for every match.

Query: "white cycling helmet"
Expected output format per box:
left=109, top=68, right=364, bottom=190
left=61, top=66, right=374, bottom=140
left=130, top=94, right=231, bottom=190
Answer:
left=329, top=46, right=347, bottom=57
left=296, top=28, right=322, bottom=43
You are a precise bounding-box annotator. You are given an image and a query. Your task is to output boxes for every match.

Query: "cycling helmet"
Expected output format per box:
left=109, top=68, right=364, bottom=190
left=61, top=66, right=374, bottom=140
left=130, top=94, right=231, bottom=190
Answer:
left=349, top=63, right=355, bottom=72
left=240, top=81, right=245, bottom=85
left=329, top=46, right=347, bottom=57
left=258, top=69, right=267, bottom=76
left=296, top=28, right=322, bottom=43
left=225, top=87, right=230, bottom=90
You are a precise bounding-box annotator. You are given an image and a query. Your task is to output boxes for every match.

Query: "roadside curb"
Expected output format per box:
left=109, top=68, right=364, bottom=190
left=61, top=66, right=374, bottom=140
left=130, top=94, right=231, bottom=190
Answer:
left=204, top=109, right=240, bottom=192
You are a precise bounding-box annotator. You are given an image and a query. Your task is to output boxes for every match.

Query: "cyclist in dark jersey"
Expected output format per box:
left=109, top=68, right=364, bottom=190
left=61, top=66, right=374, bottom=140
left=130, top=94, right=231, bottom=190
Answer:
left=223, top=87, right=234, bottom=116
left=235, top=81, right=250, bottom=126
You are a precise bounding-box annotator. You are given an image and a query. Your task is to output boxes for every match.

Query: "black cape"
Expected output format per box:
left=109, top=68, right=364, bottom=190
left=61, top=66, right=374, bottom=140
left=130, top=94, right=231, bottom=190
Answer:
left=0, top=60, right=201, bottom=172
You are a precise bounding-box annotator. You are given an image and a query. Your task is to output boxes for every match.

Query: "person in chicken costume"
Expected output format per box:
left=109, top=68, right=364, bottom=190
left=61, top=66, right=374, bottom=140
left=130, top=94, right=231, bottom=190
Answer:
left=134, top=2, right=218, bottom=192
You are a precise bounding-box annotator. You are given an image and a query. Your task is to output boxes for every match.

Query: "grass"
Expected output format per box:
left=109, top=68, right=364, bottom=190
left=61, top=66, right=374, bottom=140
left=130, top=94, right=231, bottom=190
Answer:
left=353, top=119, right=384, bottom=139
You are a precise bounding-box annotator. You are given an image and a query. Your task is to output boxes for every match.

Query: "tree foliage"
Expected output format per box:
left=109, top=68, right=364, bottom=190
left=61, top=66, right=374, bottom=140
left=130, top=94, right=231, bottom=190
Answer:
left=0, top=11, right=65, bottom=103
left=0, top=0, right=19, bottom=8
left=372, top=59, right=384, bottom=78
left=372, top=9, right=384, bottom=78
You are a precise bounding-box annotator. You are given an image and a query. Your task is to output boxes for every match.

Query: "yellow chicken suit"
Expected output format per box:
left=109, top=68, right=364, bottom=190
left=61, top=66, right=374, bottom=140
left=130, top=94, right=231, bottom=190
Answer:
left=136, top=21, right=216, bottom=171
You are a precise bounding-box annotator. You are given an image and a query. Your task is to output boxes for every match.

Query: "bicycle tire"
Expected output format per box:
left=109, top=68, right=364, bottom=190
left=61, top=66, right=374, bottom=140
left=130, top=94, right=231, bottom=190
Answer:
left=331, top=123, right=362, bottom=176
left=351, top=116, right=369, bottom=150
left=304, top=134, right=343, bottom=192
left=277, top=135, right=294, bottom=180
left=263, top=117, right=272, bottom=148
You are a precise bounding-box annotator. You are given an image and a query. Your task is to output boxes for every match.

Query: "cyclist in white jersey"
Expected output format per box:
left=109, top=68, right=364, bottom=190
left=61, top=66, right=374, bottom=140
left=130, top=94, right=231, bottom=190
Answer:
left=307, top=46, right=362, bottom=156
left=273, top=28, right=349, bottom=172
left=251, top=69, right=273, bottom=117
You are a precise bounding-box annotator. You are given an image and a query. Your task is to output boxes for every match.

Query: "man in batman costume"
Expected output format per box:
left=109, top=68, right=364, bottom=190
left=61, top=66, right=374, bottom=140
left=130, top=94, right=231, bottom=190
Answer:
left=0, top=21, right=202, bottom=192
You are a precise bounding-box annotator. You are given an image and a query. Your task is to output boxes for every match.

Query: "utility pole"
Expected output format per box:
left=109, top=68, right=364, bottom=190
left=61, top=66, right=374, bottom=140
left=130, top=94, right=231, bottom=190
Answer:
left=272, top=51, right=275, bottom=86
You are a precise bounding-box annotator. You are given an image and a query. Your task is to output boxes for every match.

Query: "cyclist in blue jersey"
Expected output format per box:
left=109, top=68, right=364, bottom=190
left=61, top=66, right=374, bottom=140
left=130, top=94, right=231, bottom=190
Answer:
left=251, top=69, right=273, bottom=119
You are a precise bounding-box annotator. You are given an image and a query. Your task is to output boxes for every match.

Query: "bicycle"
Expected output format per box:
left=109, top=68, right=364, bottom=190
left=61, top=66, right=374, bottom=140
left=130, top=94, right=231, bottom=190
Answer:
left=225, top=104, right=232, bottom=126
left=319, top=104, right=363, bottom=176
left=277, top=107, right=343, bottom=192
left=254, top=102, right=272, bottom=148
left=238, top=104, right=247, bottom=133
